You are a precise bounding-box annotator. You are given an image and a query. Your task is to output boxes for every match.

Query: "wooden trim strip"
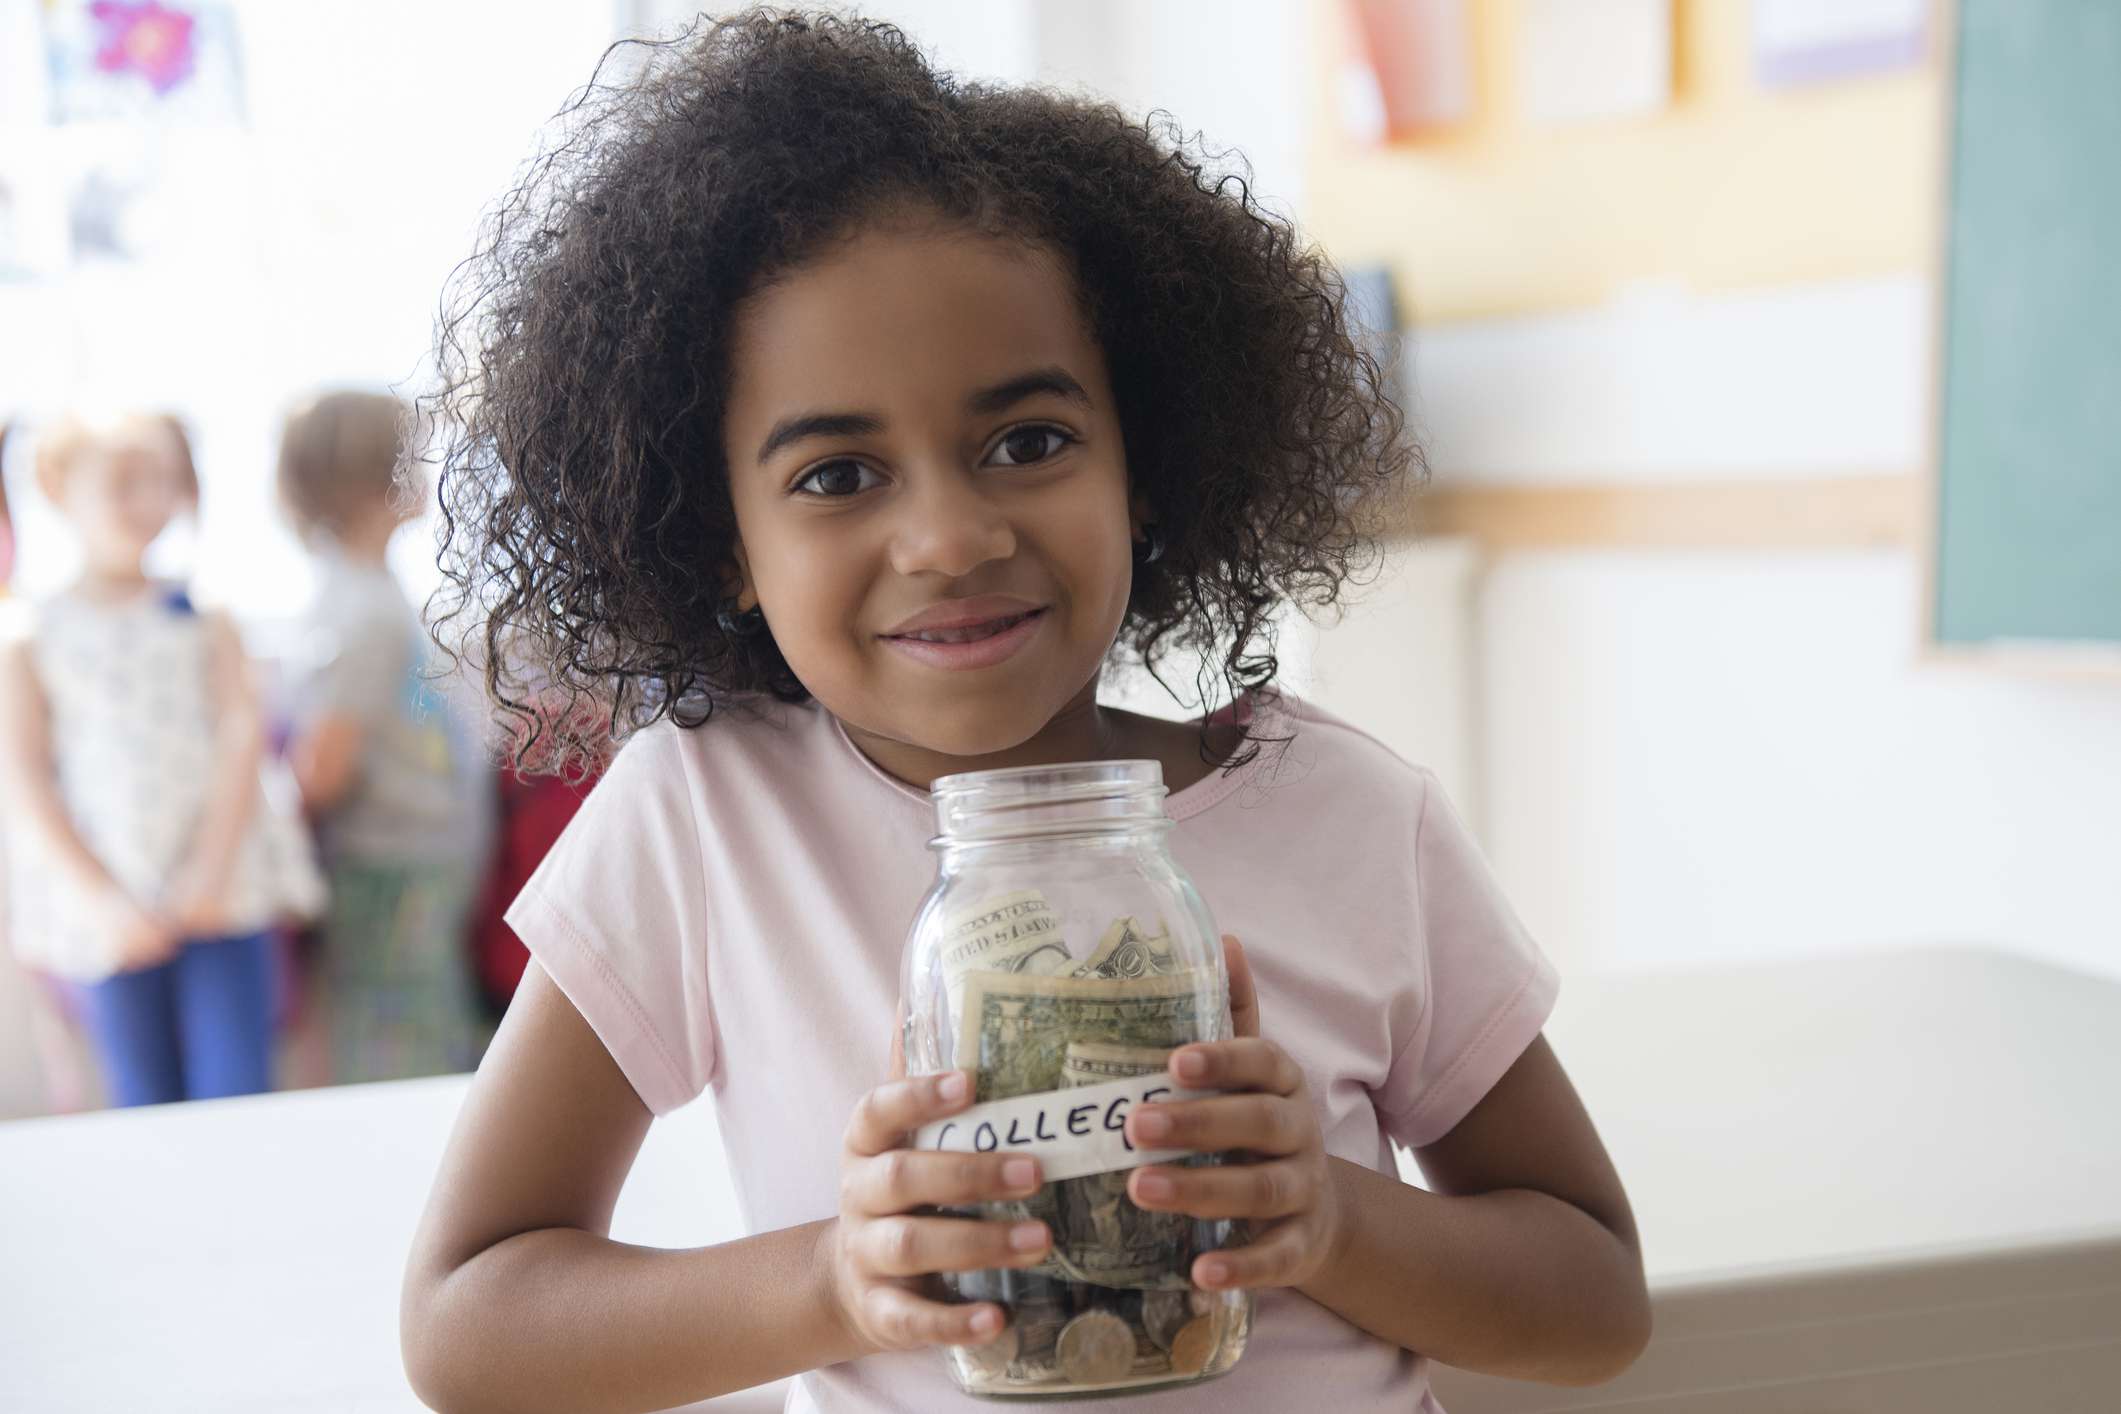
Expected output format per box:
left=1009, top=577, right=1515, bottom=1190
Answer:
left=1395, top=475, right=1921, bottom=550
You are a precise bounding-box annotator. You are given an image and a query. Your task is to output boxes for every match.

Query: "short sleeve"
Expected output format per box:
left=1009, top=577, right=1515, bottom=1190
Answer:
left=298, top=603, right=410, bottom=732
left=504, top=724, right=714, bottom=1115
left=1376, top=773, right=1560, bottom=1150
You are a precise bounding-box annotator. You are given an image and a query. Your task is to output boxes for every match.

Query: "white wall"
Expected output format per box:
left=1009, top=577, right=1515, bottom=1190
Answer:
left=1303, top=538, right=1482, bottom=818
left=1304, top=281, right=2121, bottom=983
left=1476, top=550, right=2121, bottom=980
left=1305, top=535, right=2121, bottom=984
left=1409, top=275, right=1928, bottom=481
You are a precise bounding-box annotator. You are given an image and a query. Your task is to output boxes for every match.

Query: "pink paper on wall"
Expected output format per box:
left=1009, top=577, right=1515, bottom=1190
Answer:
left=1338, top=0, right=1474, bottom=144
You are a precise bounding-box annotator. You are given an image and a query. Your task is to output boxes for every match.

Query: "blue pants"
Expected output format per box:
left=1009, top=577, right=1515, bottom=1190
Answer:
left=73, top=932, right=277, bottom=1107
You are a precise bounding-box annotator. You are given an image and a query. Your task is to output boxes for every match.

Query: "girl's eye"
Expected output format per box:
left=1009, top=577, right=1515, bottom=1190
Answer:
left=792, top=460, right=882, bottom=497
left=988, top=425, right=1074, bottom=468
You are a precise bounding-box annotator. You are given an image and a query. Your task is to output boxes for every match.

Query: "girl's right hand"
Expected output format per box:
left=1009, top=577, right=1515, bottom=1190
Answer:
left=91, top=884, right=179, bottom=971
left=830, top=1069, right=1052, bottom=1356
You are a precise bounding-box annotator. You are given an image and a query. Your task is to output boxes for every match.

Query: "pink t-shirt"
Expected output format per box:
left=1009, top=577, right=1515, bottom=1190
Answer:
left=508, top=692, right=1558, bottom=1414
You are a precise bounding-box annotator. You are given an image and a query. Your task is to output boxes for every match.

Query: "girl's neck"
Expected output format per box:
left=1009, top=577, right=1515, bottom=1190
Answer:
left=332, top=506, right=401, bottom=566
left=77, top=552, right=154, bottom=598
left=840, top=679, right=1234, bottom=794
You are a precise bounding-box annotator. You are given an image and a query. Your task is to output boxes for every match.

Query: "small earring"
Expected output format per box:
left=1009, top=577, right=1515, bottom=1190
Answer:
left=716, top=600, right=766, bottom=637
left=1133, top=524, right=1165, bottom=566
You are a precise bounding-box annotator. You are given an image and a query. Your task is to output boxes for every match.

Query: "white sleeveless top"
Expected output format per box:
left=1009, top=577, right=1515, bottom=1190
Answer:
left=6, top=584, right=324, bottom=981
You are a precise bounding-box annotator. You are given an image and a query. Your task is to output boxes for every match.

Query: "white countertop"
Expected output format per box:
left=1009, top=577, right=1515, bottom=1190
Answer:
left=3, top=946, right=2117, bottom=1413
left=1538, top=944, right=2121, bottom=1279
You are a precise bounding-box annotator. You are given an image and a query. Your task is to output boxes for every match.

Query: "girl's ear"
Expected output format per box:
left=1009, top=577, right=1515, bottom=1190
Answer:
left=726, top=539, right=757, bottom=612
left=1128, top=492, right=1155, bottom=540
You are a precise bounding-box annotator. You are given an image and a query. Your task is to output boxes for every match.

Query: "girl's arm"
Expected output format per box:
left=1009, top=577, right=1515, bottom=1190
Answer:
left=405, top=962, right=1050, bottom=1414
left=1128, top=940, right=1648, bottom=1386
left=286, top=709, right=364, bottom=815
left=0, top=638, right=174, bottom=966
left=402, top=963, right=857, bottom=1414
left=164, top=611, right=265, bottom=931
left=1299, top=1036, right=1651, bottom=1383
left=0, top=638, right=114, bottom=895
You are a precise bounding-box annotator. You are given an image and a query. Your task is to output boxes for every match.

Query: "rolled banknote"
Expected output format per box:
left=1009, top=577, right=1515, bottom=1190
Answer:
left=1073, top=916, right=1181, bottom=980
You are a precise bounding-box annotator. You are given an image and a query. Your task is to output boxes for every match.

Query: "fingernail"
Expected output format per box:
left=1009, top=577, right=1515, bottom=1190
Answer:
left=1002, top=1158, right=1038, bottom=1191
left=1010, top=1222, right=1048, bottom=1252
left=971, top=1306, right=1001, bottom=1334
left=1136, top=1171, right=1175, bottom=1202
left=1198, top=1259, right=1229, bottom=1287
left=1174, top=1050, right=1208, bottom=1082
left=1133, top=1108, right=1172, bottom=1141
left=938, top=1072, right=968, bottom=1103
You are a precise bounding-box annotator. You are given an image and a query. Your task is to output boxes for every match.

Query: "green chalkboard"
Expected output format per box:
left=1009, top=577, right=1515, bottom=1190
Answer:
left=1934, top=0, right=2121, bottom=648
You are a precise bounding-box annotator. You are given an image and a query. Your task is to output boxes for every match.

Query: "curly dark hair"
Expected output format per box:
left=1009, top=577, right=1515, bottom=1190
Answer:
left=427, top=7, right=1416, bottom=775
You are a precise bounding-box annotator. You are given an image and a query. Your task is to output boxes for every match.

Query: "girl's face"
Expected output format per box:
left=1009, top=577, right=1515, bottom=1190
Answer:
left=722, top=217, right=1137, bottom=761
left=48, top=419, right=190, bottom=573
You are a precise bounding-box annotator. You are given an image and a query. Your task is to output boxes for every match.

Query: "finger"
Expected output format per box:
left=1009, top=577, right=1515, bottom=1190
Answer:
left=1128, top=1091, right=1309, bottom=1156
left=1167, top=1037, right=1303, bottom=1097
left=845, top=1148, right=1044, bottom=1217
left=855, top=1213, right=1051, bottom=1278
left=1126, top=1158, right=1315, bottom=1220
left=844, top=1071, right=973, bottom=1157
left=858, top=1283, right=1009, bottom=1351
left=1222, top=935, right=1260, bottom=1040
left=1192, top=1217, right=1312, bottom=1291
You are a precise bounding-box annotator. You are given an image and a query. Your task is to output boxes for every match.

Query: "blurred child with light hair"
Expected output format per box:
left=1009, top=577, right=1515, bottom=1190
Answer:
left=0, top=411, right=321, bottom=1106
left=278, top=391, right=492, bottom=1083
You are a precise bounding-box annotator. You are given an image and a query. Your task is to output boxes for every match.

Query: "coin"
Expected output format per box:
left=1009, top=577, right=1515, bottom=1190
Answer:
left=956, top=1319, right=1021, bottom=1378
left=1056, top=1308, right=1136, bottom=1385
left=1143, top=1289, right=1194, bottom=1352
left=1168, top=1315, right=1218, bottom=1376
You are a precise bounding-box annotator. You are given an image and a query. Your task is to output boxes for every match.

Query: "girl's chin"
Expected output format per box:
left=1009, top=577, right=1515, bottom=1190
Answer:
left=830, top=681, right=1083, bottom=764
left=890, top=705, right=1057, bottom=761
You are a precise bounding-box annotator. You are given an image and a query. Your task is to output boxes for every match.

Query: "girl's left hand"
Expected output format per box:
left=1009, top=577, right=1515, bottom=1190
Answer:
left=1124, top=935, right=1345, bottom=1293
left=162, top=856, right=234, bottom=937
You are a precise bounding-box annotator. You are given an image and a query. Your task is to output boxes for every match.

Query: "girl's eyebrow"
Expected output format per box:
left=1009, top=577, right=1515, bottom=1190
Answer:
left=755, top=411, right=883, bottom=466
left=754, top=366, right=1092, bottom=466
left=966, top=366, right=1091, bottom=416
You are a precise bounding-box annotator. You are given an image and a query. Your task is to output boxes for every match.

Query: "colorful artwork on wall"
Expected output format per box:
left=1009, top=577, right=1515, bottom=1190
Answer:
left=43, top=0, right=247, bottom=125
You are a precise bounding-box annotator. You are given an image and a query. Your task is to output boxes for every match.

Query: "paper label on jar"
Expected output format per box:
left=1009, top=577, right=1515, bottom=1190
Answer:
left=912, top=1072, right=1214, bottom=1183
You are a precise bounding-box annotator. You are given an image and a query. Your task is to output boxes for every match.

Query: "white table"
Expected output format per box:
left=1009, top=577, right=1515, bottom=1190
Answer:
left=3, top=947, right=2117, bottom=1413
left=1431, top=946, right=2121, bottom=1412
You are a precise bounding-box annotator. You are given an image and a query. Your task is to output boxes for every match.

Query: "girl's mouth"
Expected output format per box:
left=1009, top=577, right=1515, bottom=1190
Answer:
left=882, top=607, right=1047, bottom=670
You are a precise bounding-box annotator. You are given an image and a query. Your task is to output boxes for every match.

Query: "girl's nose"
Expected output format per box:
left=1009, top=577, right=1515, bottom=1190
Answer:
left=887, top=471, right=1017, bottom=580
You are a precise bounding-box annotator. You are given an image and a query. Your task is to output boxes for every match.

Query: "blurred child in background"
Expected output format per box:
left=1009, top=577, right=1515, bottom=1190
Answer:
left=466, top=683, right=609, bottom=1021
left=0, top=412, right=320, bottom=1106
left=0, top=420, right=13, bottom=583
left=278, top=391, right=492, bottom=1083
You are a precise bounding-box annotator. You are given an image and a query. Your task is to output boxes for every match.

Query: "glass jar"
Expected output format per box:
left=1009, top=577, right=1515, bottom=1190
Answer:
left=900, top=760, right=1253, bottom=1399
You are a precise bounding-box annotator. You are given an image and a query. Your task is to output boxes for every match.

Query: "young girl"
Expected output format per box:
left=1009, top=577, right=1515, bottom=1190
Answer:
left=277, top=390, right=492, bottom=1083
left=403, top=13, right=1648, bottom=1412
left=0, top=412, right=317, bottom=1106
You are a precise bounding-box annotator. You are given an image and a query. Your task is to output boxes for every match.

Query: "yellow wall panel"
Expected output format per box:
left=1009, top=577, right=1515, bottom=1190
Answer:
left=1309, top=0, right=1944, bottom=322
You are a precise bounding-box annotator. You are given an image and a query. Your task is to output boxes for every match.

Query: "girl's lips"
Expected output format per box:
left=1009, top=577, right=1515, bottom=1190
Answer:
left=880, top=607, right=1047, bottom=670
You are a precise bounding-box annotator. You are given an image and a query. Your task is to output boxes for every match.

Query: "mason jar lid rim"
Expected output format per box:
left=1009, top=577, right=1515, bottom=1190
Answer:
left=927, top=814, right=1176, bottom=849
left=929, top=758, right=1167, bottom=797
